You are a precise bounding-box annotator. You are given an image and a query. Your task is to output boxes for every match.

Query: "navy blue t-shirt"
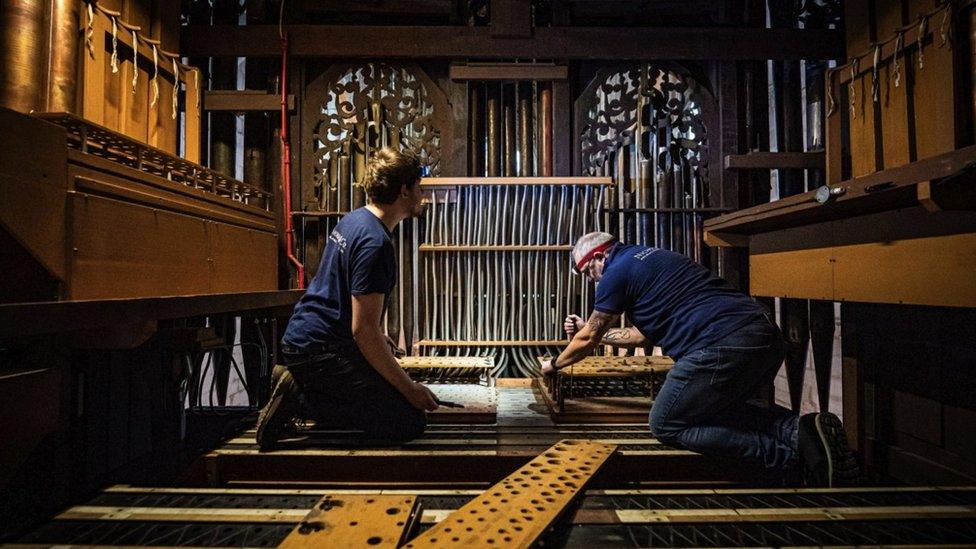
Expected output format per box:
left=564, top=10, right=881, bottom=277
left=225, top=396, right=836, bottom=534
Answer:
left=283, top=207, right=396, bottom=350
left=593, top=244, right=765, bottom=359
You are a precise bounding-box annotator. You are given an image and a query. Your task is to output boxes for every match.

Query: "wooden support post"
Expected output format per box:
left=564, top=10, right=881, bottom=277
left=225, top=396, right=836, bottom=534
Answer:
left=280, top=494, right=418, bottom=548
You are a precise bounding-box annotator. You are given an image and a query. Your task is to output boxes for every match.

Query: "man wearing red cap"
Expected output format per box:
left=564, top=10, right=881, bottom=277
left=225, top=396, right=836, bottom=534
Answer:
left=543, top=232, right=859, bottom=487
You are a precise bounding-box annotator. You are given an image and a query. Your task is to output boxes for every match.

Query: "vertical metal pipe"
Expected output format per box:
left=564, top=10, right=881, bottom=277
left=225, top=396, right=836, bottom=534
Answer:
left=468, top=82, right=483, bottom=176
left=503, top=84, right=516, bottom=176
left=338, top=148, right=350, bottom=212
left=0, top=0, right=47, bottom=113
left=352, top=123, right=367, bottom=208
left=539, top=82, right=553, bottom=176
left=47, top=0, right=80, bottom=112
left=518, top=82, right=534, bottom=176
left=487, top=84, right=501, bottom=176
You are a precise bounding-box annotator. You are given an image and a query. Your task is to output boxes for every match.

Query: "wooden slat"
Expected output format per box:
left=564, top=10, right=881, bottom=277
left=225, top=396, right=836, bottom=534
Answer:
left=399, top=357, right=494, bottom=369
left=58, top=505, right=308, bottom=522
left=421, top=176, right=611, bottom=187
left=579, top=505, right=976, bottom=523
left=449, top=63, right=568, bottom=81
left=204, top=90, right=295, bottom=112
left=724, top=151, right=824, bottom=170
left=878, top=60, right=910, bottom=170
left=848, top=72, right=877, bottom=177
left=912, top=30, right=958, bottom=160
left=183, top=68, right=202, bottom=163
left=280, top=494, right=417, bottom=548
left=404, top=440, right=616, bottom=548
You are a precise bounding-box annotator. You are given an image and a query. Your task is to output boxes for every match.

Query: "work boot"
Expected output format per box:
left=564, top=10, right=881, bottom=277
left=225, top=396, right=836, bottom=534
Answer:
left=255, top=365, right=300, bottom=452
left=798, top=412, right=860, bottom=487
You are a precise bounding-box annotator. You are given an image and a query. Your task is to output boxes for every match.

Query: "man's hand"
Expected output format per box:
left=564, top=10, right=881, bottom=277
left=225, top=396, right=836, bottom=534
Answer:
left=404, top=381, right=439, bottom=411
left=385, top=334, right=405, bottom=358
left=563, top=314, right=584, bottom=339
left=541, top=357, right=560, bottom=377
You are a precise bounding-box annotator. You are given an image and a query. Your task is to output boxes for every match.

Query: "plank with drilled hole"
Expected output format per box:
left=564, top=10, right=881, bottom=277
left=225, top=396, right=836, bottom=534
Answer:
left=403, top=440, right=616, bottom=548
left=279, top=494, right=417, bottom=548
left=428, top=384, right=497, bottom=424
left=398, top=356, right=494, bottom=370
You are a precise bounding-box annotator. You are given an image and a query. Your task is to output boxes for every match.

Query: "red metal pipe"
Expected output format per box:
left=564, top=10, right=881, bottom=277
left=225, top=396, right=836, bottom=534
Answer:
left=280, top=32, right=305, bottom=288
left=540, top=82, right=553, bottom=176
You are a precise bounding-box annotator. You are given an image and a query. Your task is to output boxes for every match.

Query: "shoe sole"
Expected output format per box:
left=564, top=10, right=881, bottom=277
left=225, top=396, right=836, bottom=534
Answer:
left=256, top=370, right=296, bottom=451
left=813, top=413, right=834, bottom=488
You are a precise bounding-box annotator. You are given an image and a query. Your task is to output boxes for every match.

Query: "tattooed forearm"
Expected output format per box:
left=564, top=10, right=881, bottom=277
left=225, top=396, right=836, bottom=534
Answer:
left=601, top=327, right=647, bottom=348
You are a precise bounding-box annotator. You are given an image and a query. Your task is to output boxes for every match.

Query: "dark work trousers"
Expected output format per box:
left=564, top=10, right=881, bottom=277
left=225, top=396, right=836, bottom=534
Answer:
left=649, top=314, right=796, bottom=471
left=281, top=344, right=426, bottom=443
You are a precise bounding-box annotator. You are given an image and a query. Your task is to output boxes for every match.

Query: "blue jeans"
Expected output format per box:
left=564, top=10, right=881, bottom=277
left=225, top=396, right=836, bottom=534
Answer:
left=649, top=316, right=797, bottom=471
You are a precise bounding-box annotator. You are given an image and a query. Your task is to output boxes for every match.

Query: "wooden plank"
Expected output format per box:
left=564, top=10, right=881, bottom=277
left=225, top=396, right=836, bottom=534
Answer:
left=147, top=72, right=177, bottom=155
left=404, top=440, right=616, bottom=548
left=873, top=0, right=906, bottom=43
left=80, top=13, right=108, bottom=125
left=490, top=0, right=532, bottom=38
left=878, top=60, right=911, bottom=170
left=449, top=63, right=568, bottom=81
left=280, top=495, right=417, bottom=548
left=848, top=72, right=877, bottom=177
left=703, top=144, right=976, bottom=238
left=399, top=357, right=495, bottom=369
left=183, top=68, right=202, bottom=163
left=208, top=221, right=278, bottom=293
left=826, top=72, right=844, bottom=184
left=421, top=176, right=611, bottom=187
left=204, top=90, right=295, bottom=112
left=58, top=505, right=309, bottom=522
left=428, top=385, right=498, bottom=424
left=750, top=246, right=834, bottom=300
left=724, top=152, right=824, bottom=170
left=845, top=0, right=874, bottom=61
left=831, top=231, right=976, bottom=307
left=119, top=42, right=150, bottom=144
left=579, top=505, right=976, bottom=523
left=912, top=30, right=958, bottom=160
left=181, top=25, right=845, bottom=60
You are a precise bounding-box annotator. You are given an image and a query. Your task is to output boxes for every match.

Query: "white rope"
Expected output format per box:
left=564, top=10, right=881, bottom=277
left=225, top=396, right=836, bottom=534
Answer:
left=172, top=58, right=180, bottom=120
left=871, top=44, right=881, bottom=103
left=825, top=69, right=836, bottom=118
left=110, top=17, right=119, bottom=73
left=194, top=70, right=200, bottom=108
left=150, top=44, right=160, bottom=108
left=86, top=3, right=95, bottom=58
left=917, top=16, right=927, bottom=70
left=938, top=6, right=951, bottom=48
left=892, top=31, right=904, bottom=88
left=131, top=30, right=139, bottom=93
left=849, top=58, right=858, bottom=119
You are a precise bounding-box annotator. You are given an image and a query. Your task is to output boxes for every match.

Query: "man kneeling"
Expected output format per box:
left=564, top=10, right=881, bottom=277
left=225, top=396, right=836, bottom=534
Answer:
left=256, top=148, right=438, bottom=451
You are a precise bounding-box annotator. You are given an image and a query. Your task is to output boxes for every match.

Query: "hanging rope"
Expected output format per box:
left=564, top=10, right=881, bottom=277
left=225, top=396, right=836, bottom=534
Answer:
left=871, top=44, right=881, bottom=103
left=110, top=17, right=119, bottom=73
left=892, top=31, right=904, bottom=88
left=938, top=6, right=951, bottom=48
left=917, top=15, right=928, bottom=69
left=130, top=29, right=139, bottom=93
left=171, top=58, right=180, bottom=120
left=85, top=3, right=95, bottom=57
left=150, top=44, right=160, bottom=108
left=825, top=69, right=837, bottom=117
left=849, top=58, right=859, bottom=119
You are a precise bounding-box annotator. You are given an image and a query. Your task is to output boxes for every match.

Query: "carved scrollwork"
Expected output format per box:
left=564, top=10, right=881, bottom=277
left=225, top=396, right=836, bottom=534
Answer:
left=306, top=62, right=445, bottom=211
left=579, top=64, right=707, bottom=177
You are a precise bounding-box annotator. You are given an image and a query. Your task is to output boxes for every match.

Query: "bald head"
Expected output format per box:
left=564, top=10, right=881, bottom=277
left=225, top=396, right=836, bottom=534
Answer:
left=572, top=232, right=617, bottom=274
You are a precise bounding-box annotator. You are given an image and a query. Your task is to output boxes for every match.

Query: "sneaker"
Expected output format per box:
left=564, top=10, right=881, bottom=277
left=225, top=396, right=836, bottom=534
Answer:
left=255, top=365, right=300, bottom=452
left=798, top=412, right=860, bottom=487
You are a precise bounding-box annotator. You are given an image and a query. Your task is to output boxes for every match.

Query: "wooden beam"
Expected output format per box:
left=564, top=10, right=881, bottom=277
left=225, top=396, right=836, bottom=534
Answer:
left=490, top=0, right=532, bottom=38
left=704, top=144, right=976, bottom=240
left=204, top=90, right=296, bottom=112
left=724, top=151, right=825, bottom=170
left=404, top=440, right=616, bottom=548
left=449, top=62, right=568, bottom=81
left=280, top=495, right=418, bottom=548
left=421, top=176, right=611, bottom=186
left=181, top=25, right=844, bottom=60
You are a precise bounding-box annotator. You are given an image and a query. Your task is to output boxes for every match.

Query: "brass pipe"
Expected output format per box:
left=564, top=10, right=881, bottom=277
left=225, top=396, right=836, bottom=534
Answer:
left=1, top=0, right=47, bottom=112
left=339, top=142, right=351, bottom=212
left=353, top=122, right=366, bottom=209
left=517, top=82, right=533, bottom=176
left=503, top=84, right=516, bottom=177
left=46, top=0, right=80, bottom=112
left=486, top=84, right=501, bottom=176
left=468, top=82, right=483, bottom=176
left=539, top=82, right=553, bottom=176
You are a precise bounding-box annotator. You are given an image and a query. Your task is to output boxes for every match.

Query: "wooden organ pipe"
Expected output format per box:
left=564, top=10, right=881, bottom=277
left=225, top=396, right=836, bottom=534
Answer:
left=539, top=82, right=553, bottom=176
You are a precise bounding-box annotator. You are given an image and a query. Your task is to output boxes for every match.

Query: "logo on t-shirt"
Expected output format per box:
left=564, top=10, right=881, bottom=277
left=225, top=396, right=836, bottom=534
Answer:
left=634, top=248, right=660, bottom=261
left=329, top=229, right=348, bottom=252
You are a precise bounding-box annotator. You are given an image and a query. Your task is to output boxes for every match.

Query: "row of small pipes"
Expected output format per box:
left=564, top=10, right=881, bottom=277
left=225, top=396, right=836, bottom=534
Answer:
left=419, top=184, right=605, bottom=377
left=469, top=81, right=553, bottom=177
left=591, top=127, right=706, bottom=264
